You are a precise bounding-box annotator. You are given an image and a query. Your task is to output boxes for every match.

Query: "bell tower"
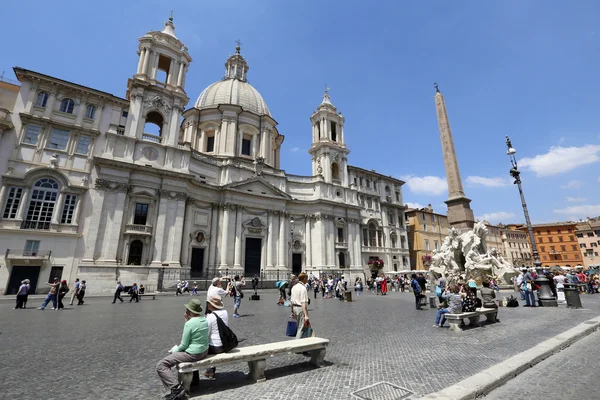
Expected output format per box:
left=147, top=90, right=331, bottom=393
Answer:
left=124, top=16, right=192, bottom=149
left=308, top=88, right=350, bottom=185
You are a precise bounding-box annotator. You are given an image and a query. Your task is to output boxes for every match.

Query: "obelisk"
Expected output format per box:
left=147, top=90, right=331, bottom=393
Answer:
left=434, top=83, right=475, bottom=230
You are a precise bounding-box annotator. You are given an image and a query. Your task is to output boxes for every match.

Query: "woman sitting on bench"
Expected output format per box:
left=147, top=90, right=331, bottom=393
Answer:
left=434, top=285, right=465, bottom=328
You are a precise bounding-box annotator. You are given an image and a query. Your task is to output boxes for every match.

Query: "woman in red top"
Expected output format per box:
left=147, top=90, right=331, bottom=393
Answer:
left=381, top=274, right=388, bottom=296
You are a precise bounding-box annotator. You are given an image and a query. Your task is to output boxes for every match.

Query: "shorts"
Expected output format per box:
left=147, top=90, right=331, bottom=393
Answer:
left=234, top=296, right=241, bottom=309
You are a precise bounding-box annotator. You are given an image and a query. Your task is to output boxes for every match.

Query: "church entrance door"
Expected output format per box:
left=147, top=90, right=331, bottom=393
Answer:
left=292, top=253, right=302, bottom=276
left=244, top=238, right=262, bottom=276
left=190, top=248, right=204, bottom=278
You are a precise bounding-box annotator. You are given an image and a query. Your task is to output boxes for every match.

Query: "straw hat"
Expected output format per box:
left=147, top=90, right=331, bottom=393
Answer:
left=207, top=295, right=224, bottom=310
left=184, top=299, right=203, bottom=315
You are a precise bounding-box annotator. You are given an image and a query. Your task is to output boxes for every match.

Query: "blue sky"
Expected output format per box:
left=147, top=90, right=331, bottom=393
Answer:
left=2, top=1, right=600, bottom=224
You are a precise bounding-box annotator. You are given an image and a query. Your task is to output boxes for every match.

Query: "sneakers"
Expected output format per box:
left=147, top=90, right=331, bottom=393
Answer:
left=203, top=370, right=215, bottom=379
left=38, top=307, right=44, bottom=310
left=433, top=324, right=441, bottom=328
left=165, top=383, right=185, bottom=400
left=233, top=313, right=240, bottom=318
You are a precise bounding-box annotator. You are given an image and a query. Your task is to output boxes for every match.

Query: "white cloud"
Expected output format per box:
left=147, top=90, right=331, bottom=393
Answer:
left=466, top=176, right=509, bottom=187
left=476, top=211, right=516, bottom=222
left=290, top=147, right=301, bottom=152
left=553, top=204, right=600, bottom=220
left=566, top=197, right=587, bottom=203
left=404, top=202, right=424, bottom=209
left=519, top=144, right=600, bottom=177
left=401, top=175, right=447, bottom=195
left=560, top=180, right=582, bottom=189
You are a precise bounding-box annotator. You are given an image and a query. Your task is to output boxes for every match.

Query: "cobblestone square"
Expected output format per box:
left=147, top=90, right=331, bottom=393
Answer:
left=1, top=290, right=599, bottom=399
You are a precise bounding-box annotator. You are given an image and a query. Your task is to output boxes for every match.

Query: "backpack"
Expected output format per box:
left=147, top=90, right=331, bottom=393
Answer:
left=214, top=313, right=238, bottom=352
left=506, top=295, right=520, bottom=307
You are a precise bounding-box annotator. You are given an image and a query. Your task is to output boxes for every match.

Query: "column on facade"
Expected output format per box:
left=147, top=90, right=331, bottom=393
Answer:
left=81, top=187, right=104, bottom=261
left=326, top=219, right=335, bottom=267
left=320, top=216, right=327, bottom=267
left=51, top=192, right=66, bottom=224
left=167, top=59, right=176, bottom=85
left=125, top=94, right=143, bottom=139
left=136, top=48, right=145, bottom=75
left=347, top=223, right=355, bottom=267
left=92, top=105, right=104, bottom=131
left=177, top=62, right=185, bottom=87
left=266, top=211, right=275, bottom=268
left=141, top=49, right=150, bottom=76
left=75, top=99, right=86, bottom=126
left=43, top=91, right=57, bottom=119
left=219, top=205, right=231, bottom=268
left=15, top=187, right=31, bottom=221
left=99, top=190, right=127, bottom=262
left=251, top=133, right=258, bottom=158
left=25, top=84, right=38, bottom=112
left=277, top=213, right=287, bottom=268
left=208, top=205, right=219, bottom=268
left=150, top=51, right=159, bottom=80
left=355, top=224, right=363, bottom=268
left=164, top=196, right=186, bottom=265
left=305, top=216, right=312, bottom=268
left=152, top=194, right=168, bottom=264
left=167, top=106, right=181, bottom=147
left=234, top=206, right=243, bottom=268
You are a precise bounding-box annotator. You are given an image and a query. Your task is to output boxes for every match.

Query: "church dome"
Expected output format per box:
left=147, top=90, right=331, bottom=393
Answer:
left=194, top=46, right=271, bottom=117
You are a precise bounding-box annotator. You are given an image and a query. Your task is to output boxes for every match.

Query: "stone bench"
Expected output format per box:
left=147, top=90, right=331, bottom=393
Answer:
left=177, top=337, right=329, bottom=394
left=444, top=308, right=498, bottom=332
left=138, top=293, right=155, bottom=300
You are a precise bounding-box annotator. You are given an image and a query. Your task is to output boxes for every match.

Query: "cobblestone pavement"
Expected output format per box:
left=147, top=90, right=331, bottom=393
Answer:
left=1, top=289, right=599, bottom=400
left=485, top=329, right=600, bottom=400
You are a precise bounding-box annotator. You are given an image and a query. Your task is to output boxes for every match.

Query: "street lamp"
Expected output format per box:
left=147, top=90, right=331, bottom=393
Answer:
left=506, top=136, right=557, bottom=306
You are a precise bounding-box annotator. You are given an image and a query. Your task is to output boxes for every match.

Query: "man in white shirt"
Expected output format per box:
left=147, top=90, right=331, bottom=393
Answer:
left=206, top=277, right=229, bottom=311
left=291, top=273, right=310, bottom=339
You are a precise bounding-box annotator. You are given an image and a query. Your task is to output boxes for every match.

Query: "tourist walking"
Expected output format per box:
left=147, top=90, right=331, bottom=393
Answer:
left=57, top=280, right=70, bottom=310
left=182, top=281, right=190, bottom=294
left=313, top=279, right=320, bottom=299
left=129, top=282, right=139, bottom=302
left=39, top=277, right=60, bottom=310
left=192, top=282, right=198, bottom=296
left=156, top=299, right=209, bottom=400
left=70, top=278, right=80, bottom=305
left=410, top=274, right=423, bottom=310
left=434, top=285, right=465, bottom=328
left=355, top=277, right=363, bottom=296
left=291, top=273, right=310, bottom=339
left=76, top=280, right=87, bottom=305
left=523, top=269, right=537, bottom=307
left=203, top=295, right=229, bottom=379
left=113, top=281, right=124, bottom=303
left=15, top=279, right=30, bottom=309
left=231, top=275, right=245, bottom=318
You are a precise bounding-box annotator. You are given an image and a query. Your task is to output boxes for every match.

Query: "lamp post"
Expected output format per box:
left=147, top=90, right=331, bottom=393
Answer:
left=505, top=136, right=557, bottom=306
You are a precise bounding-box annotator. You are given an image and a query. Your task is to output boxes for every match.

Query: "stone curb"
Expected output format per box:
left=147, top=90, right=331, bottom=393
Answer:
left=418, top=315, right=600, bottom=400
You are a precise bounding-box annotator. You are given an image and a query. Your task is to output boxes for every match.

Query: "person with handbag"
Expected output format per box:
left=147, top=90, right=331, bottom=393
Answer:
left=523, top=269, right=537, bottom=307
left=231, top=275, right=245, bottom=318
left=434, top=285, right=465, bottom=328
left=201, top=295, right=230, bottom=380
left=410, top=274, right=423, bottom=310
left=291, top=273, right=310, bottom=339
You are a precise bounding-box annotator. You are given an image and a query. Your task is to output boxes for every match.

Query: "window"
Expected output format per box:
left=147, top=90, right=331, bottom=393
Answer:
left=362, top=228, right=368, bottom=246
left=206, top=133, right=215, bottom=153
left=421, top=212, right=426, bottom=221
left=395, top=191, right=400, bottom=201
left=572, top=245, right=577, bottom=251
left=122, top=110, right=129, bottom=118
left=391, top=234, right=397, bottom=248
left=587, top=232, right=594, bottom=237
left=3, top=187, right=23, bottom=219
left=134, top=203, right=149, bottom=225
left=398, top=214, right=403, bottom=226
left=36, top=92, right=48, bottom=107
left=128, top=240, right=143, bottom=265
left=338, top=252, right=345, bottom=267
left=540, top=246, right=545, bottom=252
left=367, top=198, right=372, bottom=209
left=48, top=266, right=63, bottom=282
left=59, top=98, right=75, bottom=114
left=431, top=225, right=437, bottom=233
left=388, top=211, right=395, bottom=226
left=570, top=235, right=575, bottom=241
left=423, top=223, right=427, bottom=232
left=337, top=227, right=344, bottom=243
left=60, top=194, right=78, bottom=224
left=366, top=179, right=371, bottom=188
left=431, top=214, right=436, bottom=222
left=156, top=54, right=172, bottom=83
left=241, top=136, right=252, bottom=156
left=580, top=243, right=586, bottom=248
left=354, top=177, right=357, bottom=186
left=576, top=233, right=584, bottom=238
left=400, top=236, right=406, bottom=249
left=592, top=243, right=598, bottom=247
left=331, top=121, right=337, bottom=142
left=425, top=239, right=430, bottom=251
left=23, top=124, right=41, bottom=145
left=561, top=245, right=566, bottom=252
left=331, top=163, right=340, bottom=182
left=23, top=178, right=59, bottom=230
left=48, top=128, right=70, bottom=150
left=559, top=236, right=563, bottom=242
left=548, top=237, right=553, bottom=243
left=434, top=240, right=439, bottom=251
left=85, top=104, right=96, bottom=119
left=24, top=240, right=40, bottom=256
left=543, top=255, right=547, bottom=260
left=359, top=177, right=363, bottom=186
left=574, top=253, right=579, bottom=259
left=143, top=112, right=163, bottom=142
left=538, top=237, right=543, bottom=243
left=368, top=223, right=377, bottom=247
left=76, top=136, right=91, bottom=154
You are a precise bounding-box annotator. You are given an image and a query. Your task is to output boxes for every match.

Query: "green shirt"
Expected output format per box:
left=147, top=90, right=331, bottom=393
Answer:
left=176, top=316, right=209, bottom=354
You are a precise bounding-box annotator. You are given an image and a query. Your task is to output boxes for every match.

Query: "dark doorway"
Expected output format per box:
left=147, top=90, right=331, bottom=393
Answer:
left=128, top=240, right=143, bottom=265
left=244, top=238, right=262, bottom=276
left=7, top=266, right=41, bottom=295
left=48, top=266, right=63, bottom=283
left=190, top=248, right=205, bottom=278
left=338, top=252, right=346, bottom=268
left=292, top=253, right=302, bottom=275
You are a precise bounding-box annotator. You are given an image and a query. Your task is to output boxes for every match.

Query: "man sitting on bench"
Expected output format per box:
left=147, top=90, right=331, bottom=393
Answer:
left=433, top=285, right=465, bottom=328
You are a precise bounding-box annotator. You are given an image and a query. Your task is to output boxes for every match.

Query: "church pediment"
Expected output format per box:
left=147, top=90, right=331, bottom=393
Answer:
left=224, top=177, right=292, bottom=199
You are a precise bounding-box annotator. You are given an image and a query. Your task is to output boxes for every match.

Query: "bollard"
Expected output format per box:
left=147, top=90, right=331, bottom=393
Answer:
left=563, top=283, right=583, bottom=309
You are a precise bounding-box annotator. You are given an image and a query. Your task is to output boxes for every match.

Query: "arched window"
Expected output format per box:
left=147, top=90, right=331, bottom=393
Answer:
left=22, top=178, right=60, bottom=230
left=368, top=223, right=377, bottom=247
left=143, top=111, right=164, bottom=143
left=391, top=234, right=397, bottom=248
left=366, top=179, right=371, bottom=188
left=331, top=121, right=337, bottom=142
left=85, top=104, right=96, bottom=119
left=315, top=123, right=320, bottom=139
left=59, top=98, right=75, bottom=114
left=385, top=185, right=391, bottom=195
left=338, top=252, right=346, bottom=268
left=156, top=54, right=172, bottom=84
left=331, top=163, right=340, bottom=182
left=388, top=211, right=395, bottom=226
left=36, top=92, right=48, bottom=107
left=128, top=240, right=144, bottom=265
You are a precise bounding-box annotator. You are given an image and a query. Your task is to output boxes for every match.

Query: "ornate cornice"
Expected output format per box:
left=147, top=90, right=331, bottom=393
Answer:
left=159, top=189, right=187, bottom=200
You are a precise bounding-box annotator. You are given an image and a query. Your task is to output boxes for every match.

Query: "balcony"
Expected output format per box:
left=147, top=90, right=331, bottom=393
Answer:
left=20, top=220, right=51, bottom=230
left=5, top=249, right=52, bottom=259
left=124, top=224, right=153, bottom=235
left=335, top=241, right=348, bottom=249
left=142, top=133, right=162, bottom=143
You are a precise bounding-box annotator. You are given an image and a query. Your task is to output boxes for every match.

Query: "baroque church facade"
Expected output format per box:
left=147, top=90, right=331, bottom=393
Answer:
left=0, top=18, right=409, bottom=294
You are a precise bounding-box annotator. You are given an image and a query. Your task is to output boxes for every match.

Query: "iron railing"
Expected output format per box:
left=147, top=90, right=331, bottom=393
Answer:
left=20, top=221, right=51, bottom=230
left=142, top=133, right=162, bottom=143
left=5, top=249, right=52, bottom=259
